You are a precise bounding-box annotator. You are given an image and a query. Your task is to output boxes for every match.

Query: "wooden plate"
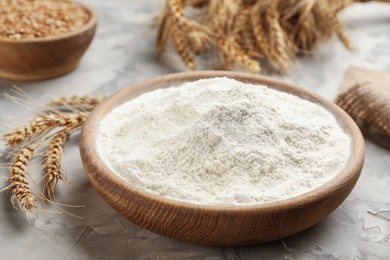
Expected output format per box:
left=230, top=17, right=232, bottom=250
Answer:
left=80, top=71, right=365, bottom=246
left=0, top=2, right=97, bottom=81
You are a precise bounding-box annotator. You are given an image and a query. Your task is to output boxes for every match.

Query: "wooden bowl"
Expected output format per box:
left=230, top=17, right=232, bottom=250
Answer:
left=0, top=2, right=97, bottom=81
left=80, top=71, right=365, bottom=246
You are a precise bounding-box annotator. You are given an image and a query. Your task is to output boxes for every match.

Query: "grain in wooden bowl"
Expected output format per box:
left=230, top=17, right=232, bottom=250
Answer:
left=80, top=71, right=365, bottom=246
left=0, top=0, right=97, bottom=81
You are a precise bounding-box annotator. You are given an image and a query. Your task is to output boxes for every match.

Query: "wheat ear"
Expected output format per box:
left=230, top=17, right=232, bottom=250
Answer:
left=156, top=11, right=169, bottom=55
left=168, top=19, right=197, bottom=69
left=215, top=32, right=261, bottom=72
left=44, top=122, right=83, bottom=198
left=331, top=15, right=353, bottom=50
left=157, top=0, right=389, bottom=72
left=4, top=112, right=88, bottom=146
left=188, top=30, right=210, bottom=54
left=48, top=96, right=103, bottom=109
left=4, top=144, right=38, bottom=211
left=250, top=2, right=273, bottom=59
left=168, top=0, right=198, bottom=29
left=265, top=3, right=292, bottom=70
left=231, top=7, right=248, bottom=49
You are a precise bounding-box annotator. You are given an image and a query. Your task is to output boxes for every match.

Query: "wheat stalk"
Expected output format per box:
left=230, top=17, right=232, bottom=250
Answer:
left=44, top=122, right=83, bottom=198
left=168, top=18, right=197, bottom=69
left=156, top=0, right=389, bottom=72
left=215, top=32, right=261, bottom=72
left=48, top=95, right=102, bottom=109
left=265, top=2, right=292, bottom=70
left=250, top=4, right=272, bottom=59
left=332, top=15, right=353, bottom=50
left=3, top=144, right=38, bottom=211
left=188, top=30, right=210, bottom=54
left=2, top=95, right=102, bottom=215
left=240, top=12, right=260, bottom=60
left=231, top=7, right=248, bottom=51
left=4, top=112, right=88, bottom=146
left=168, top=0, right=198, bottom=30
left=156, top=12, right=170, bottom=55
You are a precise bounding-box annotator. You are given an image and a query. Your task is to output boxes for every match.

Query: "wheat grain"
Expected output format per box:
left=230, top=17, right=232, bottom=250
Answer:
left=0, top=0, right=90, bottom=40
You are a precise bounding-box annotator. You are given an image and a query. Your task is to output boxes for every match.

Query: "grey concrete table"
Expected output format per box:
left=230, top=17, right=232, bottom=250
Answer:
left=1, top=1, right=389, bottom=259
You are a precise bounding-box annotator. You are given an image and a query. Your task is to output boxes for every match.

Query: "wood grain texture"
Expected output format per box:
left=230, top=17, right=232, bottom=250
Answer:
left=0, top=3, right=97, bottom=81
left=80, top=71, right=365, bottom=246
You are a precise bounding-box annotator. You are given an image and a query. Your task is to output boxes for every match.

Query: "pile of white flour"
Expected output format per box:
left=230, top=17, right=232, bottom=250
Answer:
left=97, top=78, right=351, bottom=206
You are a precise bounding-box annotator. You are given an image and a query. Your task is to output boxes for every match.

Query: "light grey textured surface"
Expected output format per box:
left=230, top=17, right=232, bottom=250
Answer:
left=0, top=1, right=389, bottom=259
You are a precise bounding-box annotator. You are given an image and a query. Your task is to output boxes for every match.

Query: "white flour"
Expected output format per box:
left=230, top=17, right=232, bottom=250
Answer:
left=97, top=78, right=351, bottom=206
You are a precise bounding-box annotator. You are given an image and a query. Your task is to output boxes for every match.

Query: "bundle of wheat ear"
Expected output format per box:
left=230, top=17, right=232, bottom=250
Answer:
left=1, top=96, right=102, bottom=213
left=156, top=0, right=390, bottom=72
